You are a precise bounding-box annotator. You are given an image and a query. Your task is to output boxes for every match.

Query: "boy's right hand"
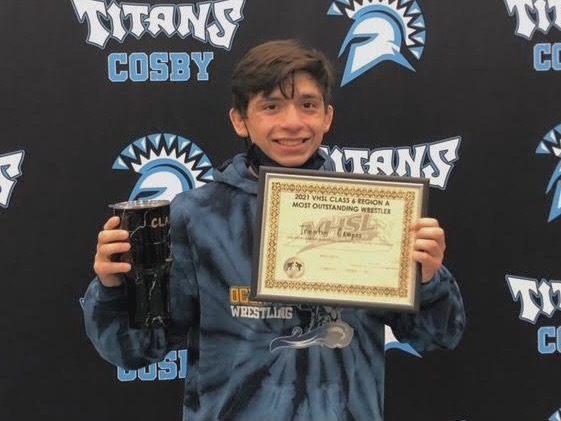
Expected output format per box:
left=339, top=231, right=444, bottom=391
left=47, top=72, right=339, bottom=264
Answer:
left=93, top=216, right=132, bottom=287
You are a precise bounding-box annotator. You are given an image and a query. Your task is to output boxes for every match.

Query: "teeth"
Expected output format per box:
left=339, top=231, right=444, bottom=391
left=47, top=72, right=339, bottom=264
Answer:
left=277, top=139, right=304, bottom=146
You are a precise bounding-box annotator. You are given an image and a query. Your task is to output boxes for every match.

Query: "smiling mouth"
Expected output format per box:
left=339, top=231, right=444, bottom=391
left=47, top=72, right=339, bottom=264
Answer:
left=276, top=139, right=307, bottom=146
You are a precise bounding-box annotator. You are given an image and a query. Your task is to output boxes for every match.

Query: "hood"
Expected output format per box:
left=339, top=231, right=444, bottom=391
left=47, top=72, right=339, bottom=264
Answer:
left=213, top=149, right=336, bottom=195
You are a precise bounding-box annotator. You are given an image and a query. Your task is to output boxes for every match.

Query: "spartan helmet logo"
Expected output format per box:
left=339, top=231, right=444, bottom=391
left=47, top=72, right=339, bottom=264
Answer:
left=113, top=133, right=213, bottom=202
left=536, top=124, right=561, bottom=222
left=328, top=0, right=426, bottom=85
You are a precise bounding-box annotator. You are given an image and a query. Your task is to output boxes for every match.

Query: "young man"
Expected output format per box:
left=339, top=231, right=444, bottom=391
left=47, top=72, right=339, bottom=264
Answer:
left=85, top=39, right=465, bottom=421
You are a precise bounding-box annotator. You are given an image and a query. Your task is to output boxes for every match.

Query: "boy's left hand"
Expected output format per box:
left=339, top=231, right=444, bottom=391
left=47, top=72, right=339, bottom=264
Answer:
left=412, top=218, right=446, bottom=283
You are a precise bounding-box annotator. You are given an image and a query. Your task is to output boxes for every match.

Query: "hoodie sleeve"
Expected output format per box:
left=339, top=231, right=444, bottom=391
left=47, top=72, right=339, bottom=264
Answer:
left=82, top=198, right=200, bottom=370
left=382, top=265, right=465, bottom=352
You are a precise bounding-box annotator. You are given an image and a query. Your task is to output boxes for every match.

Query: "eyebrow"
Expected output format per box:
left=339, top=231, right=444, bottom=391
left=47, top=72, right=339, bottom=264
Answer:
left=259, top=92, right=323, bottom=102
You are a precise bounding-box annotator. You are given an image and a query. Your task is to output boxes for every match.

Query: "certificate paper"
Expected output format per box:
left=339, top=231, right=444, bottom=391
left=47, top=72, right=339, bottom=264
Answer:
left=251, top=167, right=429, bottom=312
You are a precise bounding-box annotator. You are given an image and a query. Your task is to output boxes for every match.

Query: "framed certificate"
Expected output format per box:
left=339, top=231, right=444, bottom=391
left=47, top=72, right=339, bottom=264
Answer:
left=251, top=166, right=429, bottom=312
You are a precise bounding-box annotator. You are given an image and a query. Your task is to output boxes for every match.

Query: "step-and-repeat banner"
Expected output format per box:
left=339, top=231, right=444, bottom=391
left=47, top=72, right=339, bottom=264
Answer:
left=2, top=1, right=561, bottom=420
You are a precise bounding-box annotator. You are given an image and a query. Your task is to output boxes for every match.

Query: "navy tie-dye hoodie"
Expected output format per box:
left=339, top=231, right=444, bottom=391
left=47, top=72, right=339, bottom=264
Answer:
left=83, top=151, right=465, bottom=421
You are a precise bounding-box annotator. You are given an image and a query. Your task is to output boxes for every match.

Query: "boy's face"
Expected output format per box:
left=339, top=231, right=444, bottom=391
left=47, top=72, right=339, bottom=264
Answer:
left=230, top=72, right=334, bottom=167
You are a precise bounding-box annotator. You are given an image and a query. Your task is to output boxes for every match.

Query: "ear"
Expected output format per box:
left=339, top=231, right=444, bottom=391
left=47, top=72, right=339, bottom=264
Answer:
left=229, top=108, right=249, bottom=138
left=322, top=105, right=334, bottom=134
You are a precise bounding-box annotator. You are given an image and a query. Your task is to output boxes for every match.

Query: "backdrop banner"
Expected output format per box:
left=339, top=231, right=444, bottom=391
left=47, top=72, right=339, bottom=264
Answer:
left=2, top=1, right=561, bottom=420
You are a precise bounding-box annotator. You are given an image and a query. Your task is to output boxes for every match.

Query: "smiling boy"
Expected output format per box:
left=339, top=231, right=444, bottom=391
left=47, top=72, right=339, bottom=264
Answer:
left=84, top=39, right=465, bottom=421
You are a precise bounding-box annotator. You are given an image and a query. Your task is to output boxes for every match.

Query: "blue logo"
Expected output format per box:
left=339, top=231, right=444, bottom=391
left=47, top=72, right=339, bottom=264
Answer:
left=506, top=274, right=561, bottom=355
left=536, top=124, right=561, bottom=222
left=71, top=0, right=246, bottom=82
left=327, top=0, right=426, bottom=85
left=113, top=133, right=213, bottom=202
left=117, top=350, right=188, bottom=382
left=0, top=150, right=25, bottom=208
left=504, top=0, right=561, bottom=71
left=550, top=408, right=561, bottom=421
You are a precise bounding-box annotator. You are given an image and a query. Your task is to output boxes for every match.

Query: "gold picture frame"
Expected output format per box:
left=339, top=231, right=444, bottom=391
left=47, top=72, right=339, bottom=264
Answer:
left=251, top=166, right=429, bottom=312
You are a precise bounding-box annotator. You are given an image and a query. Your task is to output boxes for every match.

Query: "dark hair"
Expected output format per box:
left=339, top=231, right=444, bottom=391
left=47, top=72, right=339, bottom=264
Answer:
left=231, top=39, right=335, bottom=116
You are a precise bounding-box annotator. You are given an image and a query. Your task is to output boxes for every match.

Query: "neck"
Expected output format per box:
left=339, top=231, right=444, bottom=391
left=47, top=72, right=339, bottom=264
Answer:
left=245, top=143, right=324, bottom=175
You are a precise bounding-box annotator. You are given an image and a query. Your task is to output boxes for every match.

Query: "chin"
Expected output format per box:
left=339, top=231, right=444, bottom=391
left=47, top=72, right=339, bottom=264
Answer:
left=278, top=157, right=309, bottom=167
left=276, top=152, right=315, bottom=168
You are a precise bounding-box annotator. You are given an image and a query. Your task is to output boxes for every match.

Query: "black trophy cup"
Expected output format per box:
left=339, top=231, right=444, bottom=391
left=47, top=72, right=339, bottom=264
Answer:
left=109, top=199, right=172, bottom=329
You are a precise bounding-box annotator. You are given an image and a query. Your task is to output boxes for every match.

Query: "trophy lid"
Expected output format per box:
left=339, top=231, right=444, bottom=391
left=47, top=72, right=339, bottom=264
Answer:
left=108, top=199, right=170, bottom=210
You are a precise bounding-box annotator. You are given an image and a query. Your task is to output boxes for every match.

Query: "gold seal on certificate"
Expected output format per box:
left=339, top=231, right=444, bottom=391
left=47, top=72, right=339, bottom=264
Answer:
left=251, top=166, right=429, bottom=312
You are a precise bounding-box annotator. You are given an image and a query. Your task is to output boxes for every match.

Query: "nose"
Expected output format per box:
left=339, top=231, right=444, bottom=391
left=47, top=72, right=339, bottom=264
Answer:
left=279, top=104, right=304, bottom=130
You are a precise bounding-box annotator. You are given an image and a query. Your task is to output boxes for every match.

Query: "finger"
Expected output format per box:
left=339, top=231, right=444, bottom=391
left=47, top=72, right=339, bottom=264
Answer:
left=93, top=261, right=132, bottom=276
left=103, top=216, right=121, bottom=231
left=412, top=249, right=438, bottom=264
left=96, top=242, right=131, bottom=261
left=412, top=251, right=441, bottom=282
left=412, top=217, right=439, bottom=230
left=98, top=229, right=129, bottom=246
left=412, top=250, right=441, bottom=271
left=93, top=262, right=131, bottom=287
left=415, top=226, right=446, bottom=250
left=414, top=238, right=443, bottom=259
